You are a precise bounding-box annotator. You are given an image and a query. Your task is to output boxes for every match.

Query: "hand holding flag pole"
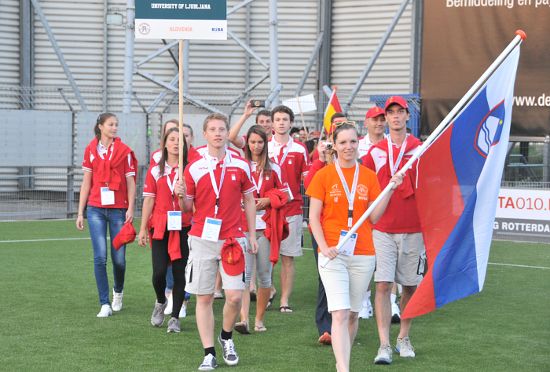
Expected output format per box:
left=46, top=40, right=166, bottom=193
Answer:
left=334, top=30, right=526, bottom=256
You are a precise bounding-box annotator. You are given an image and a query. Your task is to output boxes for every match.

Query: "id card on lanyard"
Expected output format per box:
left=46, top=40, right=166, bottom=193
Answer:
left=334, top=161, right=360, bottom=255
left=201, top=154, right=227, bottom=241
left=251, top=170, right=268, bottom=230
left=99, top=144, right=115, bottom=206
left=166, top=169, right=182, bottom=231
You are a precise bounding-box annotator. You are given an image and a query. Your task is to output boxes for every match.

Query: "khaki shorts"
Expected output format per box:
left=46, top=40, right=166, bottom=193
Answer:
left=244, top=232, right=272, bottom=288
left=373, top=231, right=425, bottom=286
left=318, top=254, right=375, bottom=313
left=185, top=235, right=246, bottom=295
left=280, top=214, right=303, bottom=257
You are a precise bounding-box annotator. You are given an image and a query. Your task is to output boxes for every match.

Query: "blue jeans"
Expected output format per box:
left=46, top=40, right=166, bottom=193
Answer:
left=87, top=206, right=127, bottom=305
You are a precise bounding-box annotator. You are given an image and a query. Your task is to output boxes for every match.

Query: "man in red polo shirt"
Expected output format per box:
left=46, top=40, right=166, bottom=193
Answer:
left=268, top=105, right=309, bottom=313
left=179, top=113, right=258, bottom=371
left=361, top=96, right=425, bottom=365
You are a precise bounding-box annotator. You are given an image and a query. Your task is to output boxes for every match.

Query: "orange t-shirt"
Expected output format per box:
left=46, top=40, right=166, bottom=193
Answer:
left=306, top=163, right=381, bottom=255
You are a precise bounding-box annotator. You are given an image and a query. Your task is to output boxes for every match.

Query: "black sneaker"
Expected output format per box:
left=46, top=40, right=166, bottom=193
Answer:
left=198, top=353, right=217, bottom=371
left=218, top=336, right=239, bottom=366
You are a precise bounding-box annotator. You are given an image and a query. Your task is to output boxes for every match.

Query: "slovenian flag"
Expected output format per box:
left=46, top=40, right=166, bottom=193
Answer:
left=323, top=89, right=343, bottom=134
left=402, top=45, right=521, bottom=319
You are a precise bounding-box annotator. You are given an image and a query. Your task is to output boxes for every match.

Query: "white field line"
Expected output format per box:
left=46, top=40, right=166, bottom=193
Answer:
left=1, top=239, right=549, bottom=271
left=488, top=262, right=550, bottom=270
left=0, top=237, right=92, bottom=244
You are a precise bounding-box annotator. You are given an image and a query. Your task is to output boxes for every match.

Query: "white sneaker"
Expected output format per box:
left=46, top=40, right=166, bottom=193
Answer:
left=358, top=297, right=373, bottom=319
left=391, top=302, right=401, bottom=324
left=97, top=304, right=112, bottom=318
left=396, top=336, right=415, bottom=358
left=164, top=293, right=173, bottom=315
left=179, top=303, right=187, bottom=318
left=218, top=336, right=239, bottom=366
left=112, top=290, right=123, bottom=312
left=198, top=353, right=217, bottom=371
left=374, top=345, right=392, bottom=364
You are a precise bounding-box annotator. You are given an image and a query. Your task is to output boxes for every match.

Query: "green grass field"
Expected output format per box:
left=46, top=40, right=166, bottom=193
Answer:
left=1, top=220, right=549, bottom=371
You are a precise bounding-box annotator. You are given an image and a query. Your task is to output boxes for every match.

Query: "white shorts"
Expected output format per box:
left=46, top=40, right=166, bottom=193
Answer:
left=318, top=254, right=375, bottom=313
left=373, top=231, right=425, bottom=286
left=280, top=214, right=303, bottom=257
left=185, top=235, right=247, bottom=295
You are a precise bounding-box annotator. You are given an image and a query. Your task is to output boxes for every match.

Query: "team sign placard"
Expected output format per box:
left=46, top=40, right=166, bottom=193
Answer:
left=135, top=0, right=227, bottom=40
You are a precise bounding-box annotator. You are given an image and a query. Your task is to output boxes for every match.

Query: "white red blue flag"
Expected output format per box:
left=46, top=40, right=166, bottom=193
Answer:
left=402, top=46, right=520, bottom=319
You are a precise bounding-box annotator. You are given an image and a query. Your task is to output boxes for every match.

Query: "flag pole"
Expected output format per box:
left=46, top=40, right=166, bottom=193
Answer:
left=178, top=40, right=184, bottom=180
left=321, top=86, right=337, bottom=140
left=335, top=30, right=526, bottom=251
left=295, top=96, right=309, bottom=139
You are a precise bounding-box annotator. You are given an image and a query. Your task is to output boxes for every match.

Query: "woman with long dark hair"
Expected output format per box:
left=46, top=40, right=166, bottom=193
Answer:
left=76, top=113, right=137, bottom=317
left=138, top=127, right=191, bottom=333
left=234, top=125, right=285, bottom=333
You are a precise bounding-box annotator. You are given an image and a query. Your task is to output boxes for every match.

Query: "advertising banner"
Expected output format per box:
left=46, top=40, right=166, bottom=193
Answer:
left=493, top=187, right=550, bottom=243
left=421, top=1, right=550, bottom=138
left=135, top=0, right=227, bottom=40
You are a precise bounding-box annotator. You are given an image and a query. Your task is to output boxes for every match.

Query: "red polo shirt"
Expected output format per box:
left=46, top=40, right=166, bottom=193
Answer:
left=143, top=164, right=191, bottom=227
left=185, top=151, right=255, bottom=239
left=82, top=138, right=137, bottom=209
left=361, top=135, right=423, bottom=233
left=268, top=137, right=309, bottom=216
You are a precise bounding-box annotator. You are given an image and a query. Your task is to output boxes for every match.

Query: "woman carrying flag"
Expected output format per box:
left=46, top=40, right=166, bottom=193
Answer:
left=306, top=122, right=402, bottom=372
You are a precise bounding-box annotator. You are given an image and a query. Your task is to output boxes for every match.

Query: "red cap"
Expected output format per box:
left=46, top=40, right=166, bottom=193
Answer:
left=113, top=222, right=136, bottom=250
left=384, top=96, right=408, bottom=111
left=365, top=106, right=385, bottom=119
left=221, top=237, right=245, bottom=276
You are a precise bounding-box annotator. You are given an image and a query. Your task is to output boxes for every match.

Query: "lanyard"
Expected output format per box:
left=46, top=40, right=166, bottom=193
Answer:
left=251, top=170, right=264, bottom=196
left=274, top=138, right=292, bottom=165
left=166, top=167, right=178, bottom=210
left=387, top=135, right=408, bottom=176
left=334, top=161, right=359, bottom=229
left=206, top=154, right=228, bottom=217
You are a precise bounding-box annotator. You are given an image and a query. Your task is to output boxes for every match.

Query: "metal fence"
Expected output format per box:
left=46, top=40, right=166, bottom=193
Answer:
left=1, top=85, right=548, bottom=221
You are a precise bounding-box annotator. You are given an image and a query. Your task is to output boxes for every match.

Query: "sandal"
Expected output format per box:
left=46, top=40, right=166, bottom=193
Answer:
left=254, top=323, right=267, bottom=332
left=234, top=321, right=250, bottom=335
left=279, top=305, right=293, bottom=313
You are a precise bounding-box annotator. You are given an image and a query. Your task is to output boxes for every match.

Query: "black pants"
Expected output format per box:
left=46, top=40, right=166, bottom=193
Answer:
left=151, top=226, right=190, bottom=318
left=312, top=235, right=332, bottom=335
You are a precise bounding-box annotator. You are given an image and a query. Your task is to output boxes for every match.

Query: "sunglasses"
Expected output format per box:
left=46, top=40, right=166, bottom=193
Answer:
left=330, top=120, right=356, bottom=136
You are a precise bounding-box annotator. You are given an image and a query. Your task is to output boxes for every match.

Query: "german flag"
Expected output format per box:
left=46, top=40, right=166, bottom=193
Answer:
left=323, top=89, right=343, bottom=134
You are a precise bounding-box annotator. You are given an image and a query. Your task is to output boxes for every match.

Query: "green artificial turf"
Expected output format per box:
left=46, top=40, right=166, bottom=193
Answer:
left=0, top=220, right=549, bottom=371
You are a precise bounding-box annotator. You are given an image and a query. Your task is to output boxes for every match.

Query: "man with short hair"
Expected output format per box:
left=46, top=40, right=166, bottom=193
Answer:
left=361, top=96, right=425, bottom=365
left=357, top=106, right=386, bottom=158
left=268, top=105, right=309, bottom=313
left=228, top=100, right=272, bottom=150
left=179, top=113, right=258, bottom=370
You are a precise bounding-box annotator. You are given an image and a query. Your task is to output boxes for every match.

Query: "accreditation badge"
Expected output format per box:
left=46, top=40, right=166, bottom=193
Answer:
left=255, top=210, right=266, bottom=230
left=338, top=230, right=358, bottom=256
left=167, top=211, right=182, bottom=231
left=100, top=187, right=115, bottom=206
left=201, top=217, right=223, bottom=242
